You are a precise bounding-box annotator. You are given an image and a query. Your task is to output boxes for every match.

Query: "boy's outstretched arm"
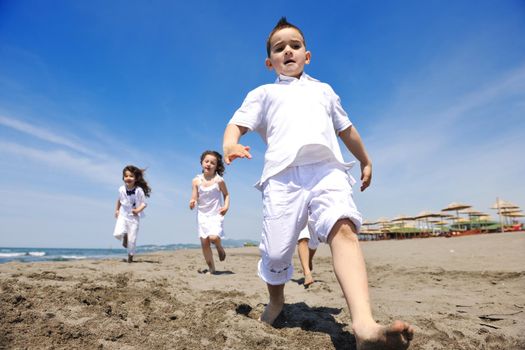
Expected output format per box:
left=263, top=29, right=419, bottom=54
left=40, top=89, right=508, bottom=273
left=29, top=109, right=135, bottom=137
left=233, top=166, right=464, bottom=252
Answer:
left=223, top=124, right=252, bottom=165
left=339, top=126, right=372, bottom=192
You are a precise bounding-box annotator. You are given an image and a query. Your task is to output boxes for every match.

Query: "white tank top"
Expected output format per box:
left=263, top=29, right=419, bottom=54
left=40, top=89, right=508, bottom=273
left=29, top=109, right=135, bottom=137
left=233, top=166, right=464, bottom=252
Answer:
left=197, top=174, right=223, bottom=215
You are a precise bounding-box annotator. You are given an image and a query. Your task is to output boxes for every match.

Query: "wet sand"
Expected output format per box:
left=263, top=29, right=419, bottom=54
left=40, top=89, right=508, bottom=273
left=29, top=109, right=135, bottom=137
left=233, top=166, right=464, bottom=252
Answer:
left=1, top=231, right=524, bottom=349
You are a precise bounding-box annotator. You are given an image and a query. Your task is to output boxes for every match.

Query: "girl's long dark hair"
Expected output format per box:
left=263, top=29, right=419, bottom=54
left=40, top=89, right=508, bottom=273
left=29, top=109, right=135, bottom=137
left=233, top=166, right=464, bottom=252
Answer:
left=122, top=165, right=151, bottom=197
left=200, top=150, right=225, bottom=177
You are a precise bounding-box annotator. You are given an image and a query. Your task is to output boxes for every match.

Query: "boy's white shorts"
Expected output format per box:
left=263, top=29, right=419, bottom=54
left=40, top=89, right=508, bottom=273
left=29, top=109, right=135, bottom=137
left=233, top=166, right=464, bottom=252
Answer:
left=258, top=161, right=362, bottom=285
left=113, top=216, right=139, bottom=256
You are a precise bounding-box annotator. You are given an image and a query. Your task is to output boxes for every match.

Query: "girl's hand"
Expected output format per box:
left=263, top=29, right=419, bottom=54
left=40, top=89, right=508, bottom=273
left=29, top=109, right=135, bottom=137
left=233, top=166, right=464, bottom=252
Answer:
left=131, top=208, right=140, bottom=216
left=219, top=206, right=228, bottom=216
left=114, top=210, right=119, bottom=218
left=189, top=199, right=196, bottom=210
left=224, top=144, right=251, bottom=165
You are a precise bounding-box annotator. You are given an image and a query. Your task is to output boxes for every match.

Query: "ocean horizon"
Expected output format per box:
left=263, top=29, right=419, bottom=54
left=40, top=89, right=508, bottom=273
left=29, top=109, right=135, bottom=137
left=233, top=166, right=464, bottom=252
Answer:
left=0, top=239, right=258, bottom=264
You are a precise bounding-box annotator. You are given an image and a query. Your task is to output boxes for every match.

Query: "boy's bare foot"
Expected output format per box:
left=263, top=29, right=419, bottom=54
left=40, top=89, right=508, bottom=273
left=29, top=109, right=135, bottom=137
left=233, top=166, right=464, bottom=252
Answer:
left=217, top=246, right=226, bottom=261
left=122, top=234, right=128, bottom=248
left=127, top=254, right=133, bottom=263
left=304, top=272, right=314, bottom=287
left=355, top=320, right=414, bottom=350
left=259, top=298, right=284, bottom=325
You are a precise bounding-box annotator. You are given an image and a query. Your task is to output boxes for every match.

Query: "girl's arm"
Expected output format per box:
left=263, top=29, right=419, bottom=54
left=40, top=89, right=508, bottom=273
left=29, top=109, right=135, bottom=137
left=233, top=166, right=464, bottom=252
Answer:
left=223, top=124, right=251, bottom=164
left=131, top=188, right=147, bottom=215
left=115, top=199, right=121, bottom=218
left=189, top=178, right=199, bottom=210
left=338, top=125, right=372, bottom=192
left=132, top=203, right=147, bottom=215
left=218, top=179, right=230, bottom=216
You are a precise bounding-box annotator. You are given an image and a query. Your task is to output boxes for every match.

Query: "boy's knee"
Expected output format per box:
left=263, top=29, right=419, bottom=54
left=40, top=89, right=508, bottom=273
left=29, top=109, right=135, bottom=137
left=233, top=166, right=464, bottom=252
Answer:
left=328, top=219, right=358, bottom=244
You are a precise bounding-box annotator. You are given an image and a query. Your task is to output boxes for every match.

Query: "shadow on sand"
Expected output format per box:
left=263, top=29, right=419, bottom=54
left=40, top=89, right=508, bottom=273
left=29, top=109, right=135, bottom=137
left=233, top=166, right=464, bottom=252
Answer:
left=121, top=259, right=161, bottom=264
left=197, top=269, right=234, bottom=275
left=235, top=302, right=356, bottom=350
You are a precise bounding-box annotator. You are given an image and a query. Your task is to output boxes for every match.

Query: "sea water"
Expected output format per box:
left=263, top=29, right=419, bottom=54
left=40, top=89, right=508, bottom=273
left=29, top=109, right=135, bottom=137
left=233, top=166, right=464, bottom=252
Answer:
left=0, top=239, right=257, bottom=264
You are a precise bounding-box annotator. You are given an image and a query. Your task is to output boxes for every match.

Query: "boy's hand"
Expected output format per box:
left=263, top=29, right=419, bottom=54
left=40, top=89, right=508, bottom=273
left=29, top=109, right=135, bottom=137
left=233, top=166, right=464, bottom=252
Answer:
left=189, top=199, right=196, bottom=210
left=223, top=144, right=252, bottom=165
left=360, top=163, right=372, bottom=192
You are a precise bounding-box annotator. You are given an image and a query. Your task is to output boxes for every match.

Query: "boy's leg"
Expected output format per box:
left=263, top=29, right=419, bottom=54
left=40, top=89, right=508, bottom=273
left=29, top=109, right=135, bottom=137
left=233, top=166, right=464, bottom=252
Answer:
left=260, top=283, right=285, bottom=324
left=297, top=238, right=314, bottom=286
left=200, top=237, right=216, bottom=273
left=258, top=169, right=308, bottom=324
left=210, top=235, right=226, bottom=261
left=328, top=219, right=413, bottom=349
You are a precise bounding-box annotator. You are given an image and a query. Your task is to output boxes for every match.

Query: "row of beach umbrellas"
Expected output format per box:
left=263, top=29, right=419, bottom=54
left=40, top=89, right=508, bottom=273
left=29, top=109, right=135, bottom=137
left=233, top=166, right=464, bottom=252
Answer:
left=362, top=198, right=523, bottom=234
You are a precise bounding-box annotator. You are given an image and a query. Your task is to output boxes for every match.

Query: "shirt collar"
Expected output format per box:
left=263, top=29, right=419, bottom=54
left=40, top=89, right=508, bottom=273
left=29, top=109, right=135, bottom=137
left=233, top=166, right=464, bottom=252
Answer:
left=126, top=187, right=136, bottom=195
left=275, top=72, right=318, bottom=85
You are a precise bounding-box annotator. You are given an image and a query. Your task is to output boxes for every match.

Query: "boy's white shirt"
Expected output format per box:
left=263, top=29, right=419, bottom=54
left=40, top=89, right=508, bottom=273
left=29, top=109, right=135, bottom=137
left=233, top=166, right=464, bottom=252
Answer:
left=229, top=72, right=355, bottom=189
left=118, top=185, right=146, bottom=220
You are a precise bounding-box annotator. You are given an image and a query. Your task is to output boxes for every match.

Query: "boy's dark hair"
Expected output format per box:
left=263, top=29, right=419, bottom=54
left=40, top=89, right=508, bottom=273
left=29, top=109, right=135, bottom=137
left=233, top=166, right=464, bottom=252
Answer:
left=200, top=150, right=225, bottom=177
left=122, top=165, right=151, bottom=197
left=266, top=17, right=306, bottom=57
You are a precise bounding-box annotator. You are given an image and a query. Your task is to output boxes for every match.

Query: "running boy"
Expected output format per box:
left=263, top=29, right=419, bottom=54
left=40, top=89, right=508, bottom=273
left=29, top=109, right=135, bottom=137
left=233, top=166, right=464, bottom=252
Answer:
left=223, top=17, right=414, bottom=349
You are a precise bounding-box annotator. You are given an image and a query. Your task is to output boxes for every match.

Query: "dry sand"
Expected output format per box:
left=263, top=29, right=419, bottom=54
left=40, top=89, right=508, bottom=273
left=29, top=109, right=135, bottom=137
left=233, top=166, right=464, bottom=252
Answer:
left=1, top=232, right=524, bottom=349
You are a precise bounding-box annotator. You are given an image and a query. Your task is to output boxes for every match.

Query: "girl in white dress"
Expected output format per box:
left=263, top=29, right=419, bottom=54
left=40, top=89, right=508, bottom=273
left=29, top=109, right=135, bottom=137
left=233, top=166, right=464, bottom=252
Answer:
left=189, top=151, right=230, bottom=274
left=113, top=165, right=151, bottom=263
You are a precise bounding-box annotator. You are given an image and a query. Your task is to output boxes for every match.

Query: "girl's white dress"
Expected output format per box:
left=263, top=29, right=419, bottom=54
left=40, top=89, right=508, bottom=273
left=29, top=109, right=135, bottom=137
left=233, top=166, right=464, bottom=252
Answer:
left=196, top=174, right=225, bottom=239
left=113, top=185, right=146, bottom=256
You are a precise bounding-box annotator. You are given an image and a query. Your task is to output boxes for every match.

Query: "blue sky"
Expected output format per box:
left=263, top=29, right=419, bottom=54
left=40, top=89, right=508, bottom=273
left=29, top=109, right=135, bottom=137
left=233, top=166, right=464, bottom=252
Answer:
left=1, top=0, right=524, bottom=248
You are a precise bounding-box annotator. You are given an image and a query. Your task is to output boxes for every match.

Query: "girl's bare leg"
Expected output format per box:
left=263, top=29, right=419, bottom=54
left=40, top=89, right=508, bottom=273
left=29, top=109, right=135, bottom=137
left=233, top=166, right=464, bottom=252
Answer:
left=200, top=237, right=216, bottom=274
left=328, top=219, right=414, bottom=350
left=210, top=235, right=226, bottom=261
left=297, top=239, right=314, bottom=286
left=260, top=283, right=285, bottom=325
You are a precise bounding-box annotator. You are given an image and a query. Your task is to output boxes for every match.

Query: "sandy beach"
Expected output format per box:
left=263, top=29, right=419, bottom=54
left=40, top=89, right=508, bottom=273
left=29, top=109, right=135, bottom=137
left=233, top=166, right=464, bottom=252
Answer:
left=1, top=231, right=524, bottom=349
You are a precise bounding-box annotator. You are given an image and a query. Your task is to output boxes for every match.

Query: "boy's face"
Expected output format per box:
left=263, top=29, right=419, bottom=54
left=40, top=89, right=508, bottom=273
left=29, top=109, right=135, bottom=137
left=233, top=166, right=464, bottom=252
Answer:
left=265, top=27, right=310, bottom=78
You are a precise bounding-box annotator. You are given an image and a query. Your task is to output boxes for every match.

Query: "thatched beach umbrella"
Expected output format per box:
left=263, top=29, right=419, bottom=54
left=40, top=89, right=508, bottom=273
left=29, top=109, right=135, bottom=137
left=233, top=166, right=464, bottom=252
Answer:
left=442, top=202, right=472, bottom=228
left=460, top=209, right=487, bottom=230
left=501, top=211, right=524, bottom=226
left=442, top=202, right=472, bottom=217
left=503, top=212, right=524, bottom=217
left=390, top=215, right=415, bottom=227
left=362, top=219, right=378, bottom=226
left=375, top=217, right=391, bottom=236
left=390, top=215, right=417, bottom=238
left=415, top=211, right=442, bottom=233
left=490, top=198, right=519, bottom=232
